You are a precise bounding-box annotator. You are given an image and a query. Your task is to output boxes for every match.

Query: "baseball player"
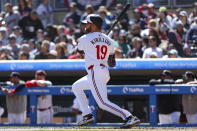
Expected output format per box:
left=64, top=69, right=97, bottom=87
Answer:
left=1, top=72, right=26, bottom=124
left=72, top=14, right=140, bottom=128
left=25, top=70, right=53, bottom=124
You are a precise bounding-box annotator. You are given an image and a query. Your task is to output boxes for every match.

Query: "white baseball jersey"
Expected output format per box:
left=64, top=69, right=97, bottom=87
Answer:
left=37, top=80, right=52, bottom=109
left=78, top=32, right=115, bottom=69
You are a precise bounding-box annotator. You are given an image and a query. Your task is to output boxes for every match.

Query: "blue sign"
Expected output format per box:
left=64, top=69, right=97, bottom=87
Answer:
left=0, top=59, right=197, bottom=71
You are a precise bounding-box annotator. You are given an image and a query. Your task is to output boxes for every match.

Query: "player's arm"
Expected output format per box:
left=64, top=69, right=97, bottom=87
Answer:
left=37, top=80, right=52, bottom=87
left=25, top=80, right=52, bottom=88
left=108, top=54, right=116, bottom=67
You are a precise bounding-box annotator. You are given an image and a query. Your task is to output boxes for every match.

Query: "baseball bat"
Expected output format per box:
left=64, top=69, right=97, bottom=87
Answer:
left=106, top=3, right=131, bottom=35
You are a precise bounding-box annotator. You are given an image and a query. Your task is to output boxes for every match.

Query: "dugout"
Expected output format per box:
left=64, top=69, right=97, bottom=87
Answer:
left=0, top=59, right=196, bottom=123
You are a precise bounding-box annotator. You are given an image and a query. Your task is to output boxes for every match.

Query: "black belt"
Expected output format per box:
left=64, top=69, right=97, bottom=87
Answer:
left=38, top=106, right=51, bottom=111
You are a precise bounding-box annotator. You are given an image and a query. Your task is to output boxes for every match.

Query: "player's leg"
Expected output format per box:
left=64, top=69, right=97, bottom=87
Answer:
left=8, top=113, right=15, bottom=123
left=88, top=67, right=140, bottom=128
left=186, top=114, right=194, bottom=124
left=159, top=114, right=171, bottom=124
left=194, top=112, right=197, bottom=123
left=170, top=111, right=180, bottom=124
left=0, top=107, right=4, bottom=123
left=72, top=75, right=94, bottom=126
left=15, top=112, right=26, bottom=124
left=88, top=68, right=130, bottom=119
left=37, top=110, right=43, bottom=124
left=42, top=109, right=53, bottom=123
left=72, top=75, right=92, bottom=116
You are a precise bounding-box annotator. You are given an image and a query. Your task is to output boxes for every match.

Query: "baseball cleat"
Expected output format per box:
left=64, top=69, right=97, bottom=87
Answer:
left=120, top=116, right=140, bottom=129
left=77, top=114, right=94, bottom=126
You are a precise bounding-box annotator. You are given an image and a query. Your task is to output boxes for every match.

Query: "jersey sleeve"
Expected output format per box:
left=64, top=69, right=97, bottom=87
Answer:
left=77, top=36, right=85, bottom=51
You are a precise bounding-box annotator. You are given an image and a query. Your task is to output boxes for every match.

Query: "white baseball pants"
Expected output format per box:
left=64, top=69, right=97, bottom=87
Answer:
left=37, top=108, right=53, bottom=124
left=186, top=113, right=197, bottom=124
left=72, top=65, right=131, bottom=120
left=159, top=112, right=180, bottom=124
left=8, top=111, right=26, bottom=124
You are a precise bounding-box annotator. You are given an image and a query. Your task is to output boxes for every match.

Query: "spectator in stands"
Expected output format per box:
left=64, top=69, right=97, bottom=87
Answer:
left=98, top=8, right=111, bottom=32
left=28, top=39, right=37, bottom=55
left=172, top=8, right=183, bottom=29
left=128, top=37, right=143, bottom=58
left=141, top=37, right=149, bottom=52
left=18, top=51, right=29, bottom=60
left=12, top=25, right=23, bottom=45
left=179, top=11, right=190, bottom=30
left=73, top=21, right=86, bottom=41
left=159, top=23, right=170, bottom=41
left=20, top=44, right=34, bottom=59
left=163, top=49, right=180, bottom=58
left=80, top=5, right=94, bottom=21
left=185, top=17, right=197, bottom=43
left=130, top=8, right=146, bottom=30
left=18, top=10, right=44, bottom=40
left=128, top=24, right=141, bottom=43
left=48, top=50, right=57, bottom=59
left=34, top=40, right=49, bottom=59
left=182, top=71, right=197, bottom=124
left=1, top=72, right=26, bottom=124
left=63, top=2, right=80, bottom=25
left=25, top=70, right=53, bottom=124
left=4, top=3, right=20, bottom=34
left=55, top=42, right=68, bottom=59
left=35, top=29, right=44, bottom=43
left=117, top=33, right=131, bottom=58
left=168, top=20, right=184, bottom=57
left=59, top=34, right=75, bottom=55
left=149, top=28, right=161, bottom=46
left=18, top=0, right=32, bottom=17
left=147, top=3, right=157, bottom=20
left=43, top=32, right=55, bottom=51
left=143, top=36, right=163, bottom=58
left=0, top=27, right=8, bottom=46
left=8, top=34, right=20, bottom=59
left=114, top=3, right=129, bottom=31
left=37, top=0, right=54, bottom=28
left=158, top=7, right=173, bottom=28
left=149, top=70, right=181, bottom=124
left=56, top=25, right=65, bottom=37
left=189, top=2, right=197, bottom=22
left=183, top=44, right=192, bottom=58
left=64, top=19, right=76, bottom=36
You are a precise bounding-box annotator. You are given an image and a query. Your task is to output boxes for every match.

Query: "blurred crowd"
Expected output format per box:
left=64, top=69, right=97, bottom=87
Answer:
left=0, top=0, right=197, bottom=60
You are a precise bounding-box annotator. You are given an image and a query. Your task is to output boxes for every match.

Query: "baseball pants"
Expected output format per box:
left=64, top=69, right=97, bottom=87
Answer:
left=159, top=112, right=180, bottom=124
left=37, top=108, right=53, bottom=124
left=186, top=113, right=197, bottom=124
left=8, top=111, right=26, bottom=124
left=72, top=65, right=131, bottom=120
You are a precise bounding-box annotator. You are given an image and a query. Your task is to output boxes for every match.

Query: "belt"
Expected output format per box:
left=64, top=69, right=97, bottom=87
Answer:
left=88, top=64, right=106, bottom=70
left=38, top=106, right=51, bottom=111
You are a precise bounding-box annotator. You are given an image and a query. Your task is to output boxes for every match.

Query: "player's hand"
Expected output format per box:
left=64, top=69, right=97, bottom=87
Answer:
left=1, top=88, right=9, bottom=94
left=7, top=90, right=14, bottom=96
left=25, top=80, right=38, bottom=88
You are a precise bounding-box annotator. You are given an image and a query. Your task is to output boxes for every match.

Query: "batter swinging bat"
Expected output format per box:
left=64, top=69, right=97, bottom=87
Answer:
left=106, top=3, right=131, bottom=35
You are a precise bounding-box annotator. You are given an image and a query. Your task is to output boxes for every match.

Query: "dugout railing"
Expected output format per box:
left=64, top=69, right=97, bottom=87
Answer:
left=0, top=84, right=197, bottom=127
